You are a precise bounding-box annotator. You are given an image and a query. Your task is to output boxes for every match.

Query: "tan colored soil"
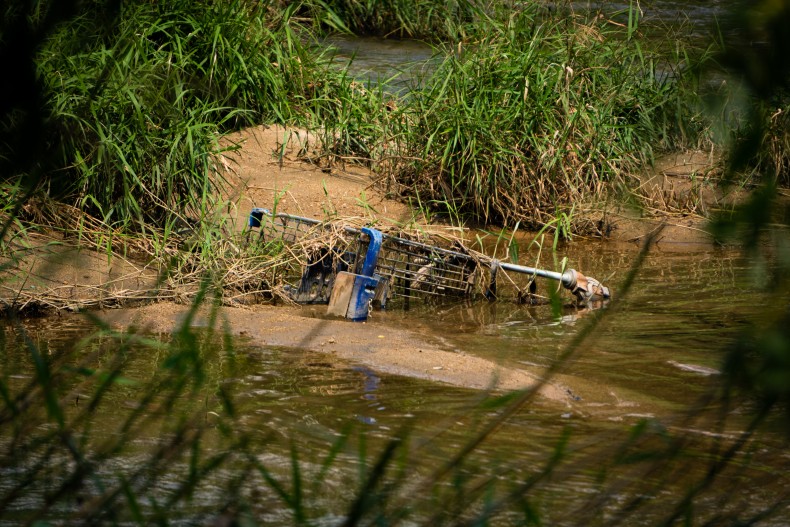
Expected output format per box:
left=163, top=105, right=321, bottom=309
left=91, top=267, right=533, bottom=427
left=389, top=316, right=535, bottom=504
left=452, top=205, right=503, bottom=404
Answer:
left=0, top=233, right=161, bottom=312
left=101, top=300, right=659, bottom=419
left=2, top=125, right=725, bottom=412
left=221, top=125, right=415, bottom=227
left=605, top=150, right=741, bottom=248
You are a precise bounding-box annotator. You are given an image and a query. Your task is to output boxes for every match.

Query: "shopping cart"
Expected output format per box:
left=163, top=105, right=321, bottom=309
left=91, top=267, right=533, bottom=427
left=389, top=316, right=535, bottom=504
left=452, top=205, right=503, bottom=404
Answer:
left=248, top=208, right=610, bottom=320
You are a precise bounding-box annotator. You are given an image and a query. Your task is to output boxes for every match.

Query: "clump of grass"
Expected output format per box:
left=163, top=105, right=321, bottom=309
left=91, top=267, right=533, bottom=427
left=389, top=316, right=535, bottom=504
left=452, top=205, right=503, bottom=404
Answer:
left=759, top=106, right=790, bottom=186
left=32, top=0, right=323, bottom=228
left=299, top=75, right=397, bottom=171
left=712, top=0, right=790, bottom=189
left=381, top=5, right=710, bottom=231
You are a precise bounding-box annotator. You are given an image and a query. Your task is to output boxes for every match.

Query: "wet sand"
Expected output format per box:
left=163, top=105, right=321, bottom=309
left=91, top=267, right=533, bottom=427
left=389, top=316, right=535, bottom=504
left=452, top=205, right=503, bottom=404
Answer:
left=101, top=301, right=574, bottom=401
left=100, top=300, right=664, bottom=424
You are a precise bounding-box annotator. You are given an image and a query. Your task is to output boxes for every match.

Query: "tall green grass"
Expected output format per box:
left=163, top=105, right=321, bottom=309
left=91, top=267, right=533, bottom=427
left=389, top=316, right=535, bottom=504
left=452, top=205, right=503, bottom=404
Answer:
left=295, top=0, right=480, bottom=40
left=711, top=0, right=790, bottom=189
left=15, top=0, right=720, bottom=237
left=0, top=297, right=252, bottom=524
left=379, top=5, right=710, bottom=229
left=33, top=0, right=326, bottom=227
left=5, top=0, right=787, bottom=240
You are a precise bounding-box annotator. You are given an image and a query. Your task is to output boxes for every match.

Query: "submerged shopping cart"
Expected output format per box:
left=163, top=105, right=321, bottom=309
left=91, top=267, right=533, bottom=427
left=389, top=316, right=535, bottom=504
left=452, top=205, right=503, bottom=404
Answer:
left=248, top=208, right=610, bottom=321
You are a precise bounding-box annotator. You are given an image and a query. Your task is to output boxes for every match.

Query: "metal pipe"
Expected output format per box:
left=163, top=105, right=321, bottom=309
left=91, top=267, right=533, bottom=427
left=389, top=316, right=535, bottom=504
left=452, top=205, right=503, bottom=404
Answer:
left=498, top=262, right=567, bottom=284
left=498, top=262, right=610, bottom=301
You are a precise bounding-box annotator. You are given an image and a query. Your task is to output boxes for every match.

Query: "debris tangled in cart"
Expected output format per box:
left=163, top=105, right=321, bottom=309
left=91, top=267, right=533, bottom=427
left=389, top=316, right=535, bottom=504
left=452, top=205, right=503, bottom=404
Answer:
left=248, top=208, right=610, bottom=321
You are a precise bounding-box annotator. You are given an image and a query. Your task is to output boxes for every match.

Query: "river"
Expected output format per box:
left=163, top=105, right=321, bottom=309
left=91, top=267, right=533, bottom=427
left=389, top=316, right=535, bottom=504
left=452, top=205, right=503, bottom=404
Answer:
left=2, top=237, right=789, bottom=524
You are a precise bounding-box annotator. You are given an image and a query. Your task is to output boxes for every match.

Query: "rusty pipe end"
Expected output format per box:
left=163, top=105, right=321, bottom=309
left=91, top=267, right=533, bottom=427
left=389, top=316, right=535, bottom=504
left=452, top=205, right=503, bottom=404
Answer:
left=563, top=269, right=611, bottom=302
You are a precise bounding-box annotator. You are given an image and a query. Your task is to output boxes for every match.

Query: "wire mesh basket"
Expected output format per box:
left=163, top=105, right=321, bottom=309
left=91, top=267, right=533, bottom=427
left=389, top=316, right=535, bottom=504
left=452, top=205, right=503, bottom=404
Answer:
left=248, top=208, right=610, bottom=309
left=250, top=210, right=486, bottom=305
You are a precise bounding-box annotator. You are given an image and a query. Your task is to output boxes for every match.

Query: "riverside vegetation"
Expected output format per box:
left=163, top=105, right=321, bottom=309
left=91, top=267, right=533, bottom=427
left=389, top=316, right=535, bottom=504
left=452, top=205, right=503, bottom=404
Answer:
left=2, top=0, right=790, bottom=525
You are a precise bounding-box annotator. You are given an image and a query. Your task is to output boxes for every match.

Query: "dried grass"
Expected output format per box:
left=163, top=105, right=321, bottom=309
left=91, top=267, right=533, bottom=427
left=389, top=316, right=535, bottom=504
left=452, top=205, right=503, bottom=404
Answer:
left=3, top=199, right=486, bottom=315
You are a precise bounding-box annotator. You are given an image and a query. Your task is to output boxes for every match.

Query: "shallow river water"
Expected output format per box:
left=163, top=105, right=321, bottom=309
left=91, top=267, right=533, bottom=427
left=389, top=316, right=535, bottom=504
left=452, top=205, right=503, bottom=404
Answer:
left=2, top=238, right=789, bottom=525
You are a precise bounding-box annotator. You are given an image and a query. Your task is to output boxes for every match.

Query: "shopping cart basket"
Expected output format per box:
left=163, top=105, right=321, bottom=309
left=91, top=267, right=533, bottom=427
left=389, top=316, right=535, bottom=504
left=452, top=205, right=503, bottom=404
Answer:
left=248, top=208, right=610, bottom=320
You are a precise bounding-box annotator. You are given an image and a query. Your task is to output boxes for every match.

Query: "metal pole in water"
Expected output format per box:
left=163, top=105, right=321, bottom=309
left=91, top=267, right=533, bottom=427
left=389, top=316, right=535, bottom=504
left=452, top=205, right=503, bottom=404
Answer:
left=497, top=262, right=610, bottom=302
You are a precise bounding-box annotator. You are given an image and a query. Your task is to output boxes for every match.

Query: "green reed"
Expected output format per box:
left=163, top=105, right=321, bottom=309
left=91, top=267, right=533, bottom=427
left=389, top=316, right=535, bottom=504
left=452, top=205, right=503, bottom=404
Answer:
left=5, top=0, right=788, bottom=241
left=295, top=0, right=480, bottom=40
left=0, top=293, right=253, bottom=524
left=373, top=4, right=709, bottom=230
left=3, top=234, right=789, bottom=525
left=33, top=0, right=327, bottom=228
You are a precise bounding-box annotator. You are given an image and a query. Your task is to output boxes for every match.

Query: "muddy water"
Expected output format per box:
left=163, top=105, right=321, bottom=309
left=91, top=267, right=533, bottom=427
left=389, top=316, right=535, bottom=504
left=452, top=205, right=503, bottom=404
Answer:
left=384, top=240, right=759, bottom=411
left=325, top=35, right=437, bottom=93
left=565, top=0, right=727, bottom=30
left=3, top=241, right=789, bottom=524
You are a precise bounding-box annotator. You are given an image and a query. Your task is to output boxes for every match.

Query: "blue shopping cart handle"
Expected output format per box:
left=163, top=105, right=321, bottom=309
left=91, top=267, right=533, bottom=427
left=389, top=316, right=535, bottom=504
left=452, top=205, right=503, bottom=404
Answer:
left=359, top=227, right=383, bottom=277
